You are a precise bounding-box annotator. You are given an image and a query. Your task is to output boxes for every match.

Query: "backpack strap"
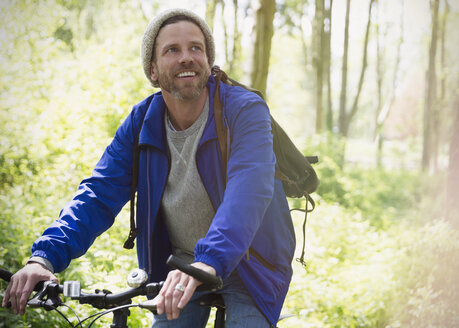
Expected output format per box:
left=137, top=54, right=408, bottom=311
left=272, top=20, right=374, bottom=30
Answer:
left=212, top=71, right=229, bottom=179
left=292, top=194, right=315, bottom=267
left=123, top=117, right=145, bottom=249
left=124, top=125, right=142, bottom=249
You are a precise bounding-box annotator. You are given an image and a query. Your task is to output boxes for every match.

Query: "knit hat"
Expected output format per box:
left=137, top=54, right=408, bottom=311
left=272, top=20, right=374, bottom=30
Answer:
left=141, top=8, right=215, bottom=86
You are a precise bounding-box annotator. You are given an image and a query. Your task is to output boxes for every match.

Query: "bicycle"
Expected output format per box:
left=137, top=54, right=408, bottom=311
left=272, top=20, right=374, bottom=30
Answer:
left=0, top=255, right=226, bottom=328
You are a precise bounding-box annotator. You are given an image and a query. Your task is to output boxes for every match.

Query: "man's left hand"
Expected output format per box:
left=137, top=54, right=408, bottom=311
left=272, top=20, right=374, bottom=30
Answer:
left=154, top=262, right=216, bottom=320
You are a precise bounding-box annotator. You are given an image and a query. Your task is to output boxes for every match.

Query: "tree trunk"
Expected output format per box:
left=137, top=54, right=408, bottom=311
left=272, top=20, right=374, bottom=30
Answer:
left=228, top=0, right=241, bottom=74
left=325, top=0, right=334, bottom=132
left=341, top=0, right=375, bottom=136
left=299, top=19, right=309, bottom=72
left=375, top=1, right=384, bottom=167
left=313, top=0, right=325, bottom=133
left=422, top=0, right=440, bottom=172
left=446, top=98, right=459, bottom=227
left=338, top=0, right=351, bottom=136
left=221, top=0, right=229, bottom=64
left=250, top=0, right=276, bottom=97
left=432, top=1, right=449, bottom=172
left=375, top=0, right=405, bottom=167
left=206, top=0, right=219, bottom=31
left=374, top=1, right=383, bottom=140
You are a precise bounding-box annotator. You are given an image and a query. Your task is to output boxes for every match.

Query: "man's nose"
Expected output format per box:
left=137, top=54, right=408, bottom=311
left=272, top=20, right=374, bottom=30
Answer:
left=179, top=49, right=194, bottom=64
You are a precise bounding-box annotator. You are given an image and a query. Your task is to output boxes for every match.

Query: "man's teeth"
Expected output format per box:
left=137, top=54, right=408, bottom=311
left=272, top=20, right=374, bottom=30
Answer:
left=177, top=71, right=196, bottom=78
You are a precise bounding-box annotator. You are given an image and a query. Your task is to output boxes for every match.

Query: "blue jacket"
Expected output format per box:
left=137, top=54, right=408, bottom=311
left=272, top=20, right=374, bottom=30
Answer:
left=31, top=76, right=295, bottom=325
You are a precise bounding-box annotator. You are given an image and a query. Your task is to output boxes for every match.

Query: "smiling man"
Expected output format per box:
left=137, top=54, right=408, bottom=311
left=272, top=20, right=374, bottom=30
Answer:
left=3, top=9, right=296, bottom=328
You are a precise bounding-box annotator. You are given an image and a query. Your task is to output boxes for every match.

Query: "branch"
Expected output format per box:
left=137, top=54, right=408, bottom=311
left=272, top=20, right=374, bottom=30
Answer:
left=348, top=0, right=375, bottom=123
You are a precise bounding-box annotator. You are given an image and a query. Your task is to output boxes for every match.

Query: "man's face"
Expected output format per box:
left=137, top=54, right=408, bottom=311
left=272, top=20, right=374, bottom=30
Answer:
left=151, top=20, right=211, bottom=100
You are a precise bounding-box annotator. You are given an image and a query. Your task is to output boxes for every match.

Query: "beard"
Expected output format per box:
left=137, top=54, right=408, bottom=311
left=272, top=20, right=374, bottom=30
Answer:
left=156, top=64, right=210, bottom=101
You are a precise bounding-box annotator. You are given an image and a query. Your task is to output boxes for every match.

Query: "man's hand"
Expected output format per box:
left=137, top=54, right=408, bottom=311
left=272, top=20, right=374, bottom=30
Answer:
left=2, top=262, right=58, bottom=316
left=154, top=262, right=216, bottom=320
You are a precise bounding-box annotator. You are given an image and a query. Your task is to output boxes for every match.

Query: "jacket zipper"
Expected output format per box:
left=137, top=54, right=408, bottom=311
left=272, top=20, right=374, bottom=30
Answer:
left=147, top=147, right=171, bottom=276
left=146, top=149, right=152, bottom=274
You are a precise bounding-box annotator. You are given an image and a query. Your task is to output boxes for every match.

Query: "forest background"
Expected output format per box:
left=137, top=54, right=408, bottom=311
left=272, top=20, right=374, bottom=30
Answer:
left=0, top=0, right=458, bottom=327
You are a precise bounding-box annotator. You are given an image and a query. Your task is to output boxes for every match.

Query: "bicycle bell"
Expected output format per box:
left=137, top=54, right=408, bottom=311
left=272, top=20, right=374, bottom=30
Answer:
left=127, top=268, right=148, bottom=288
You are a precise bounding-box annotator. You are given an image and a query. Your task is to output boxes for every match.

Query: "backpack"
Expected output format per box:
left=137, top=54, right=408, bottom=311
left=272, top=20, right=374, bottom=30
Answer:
left=211, top=66, right=319, bottom=266
left=124, top=66, right=319, bottom=267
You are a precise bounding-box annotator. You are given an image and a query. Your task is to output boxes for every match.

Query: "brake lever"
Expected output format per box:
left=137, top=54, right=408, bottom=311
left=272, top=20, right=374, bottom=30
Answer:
left=28, top=281, right=62, bottom=311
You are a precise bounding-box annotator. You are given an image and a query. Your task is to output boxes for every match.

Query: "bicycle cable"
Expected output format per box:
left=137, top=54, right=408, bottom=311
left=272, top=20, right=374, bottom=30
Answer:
left=53, top=304, right=76, bottom=328
left=74, top=309, right=108, bottom=328
left=87, top=304, right=139, bottom=328
left=59, top=302, right=82, bottom=328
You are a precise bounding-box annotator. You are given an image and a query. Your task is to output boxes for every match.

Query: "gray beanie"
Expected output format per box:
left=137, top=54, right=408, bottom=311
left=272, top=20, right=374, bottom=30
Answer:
left=141, top=8, right=215, bottom=86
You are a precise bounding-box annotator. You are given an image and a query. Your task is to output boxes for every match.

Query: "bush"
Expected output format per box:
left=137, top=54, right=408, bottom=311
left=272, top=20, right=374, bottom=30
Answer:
left=282, top=201, right=458, bottom=328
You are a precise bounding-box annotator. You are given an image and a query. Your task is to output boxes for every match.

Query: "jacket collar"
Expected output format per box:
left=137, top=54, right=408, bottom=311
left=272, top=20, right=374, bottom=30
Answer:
left=138, top=75, right=219, bottom=152
left=199, top=74, right=218, bottom=148
left=138, top=92, right=168, bottom=152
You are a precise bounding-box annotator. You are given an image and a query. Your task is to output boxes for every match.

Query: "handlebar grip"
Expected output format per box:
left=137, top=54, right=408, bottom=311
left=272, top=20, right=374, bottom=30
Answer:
left=0, top=269, right=13, bottom=308
left=0, top=268, right=12, bottom=282
left=0, top=268, right=46, bottom=292
left=166, top=255, right=223, bottom=290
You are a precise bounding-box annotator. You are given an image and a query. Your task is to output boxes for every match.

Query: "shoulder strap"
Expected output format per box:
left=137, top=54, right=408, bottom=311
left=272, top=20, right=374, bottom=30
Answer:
left=123, top=120, right=143, bottom=249
left=212, top=71, right=228, bottom=179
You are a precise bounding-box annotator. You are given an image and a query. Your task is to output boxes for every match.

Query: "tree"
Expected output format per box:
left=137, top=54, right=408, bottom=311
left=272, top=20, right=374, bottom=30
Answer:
left=422, top=0, right=440, bottom=172
left=312, top=0, right=325, bottom=133
left=338, top=0, right=376, bottom=137
left=250, top=0, right=276, bottom=96
left=338, top=0, right=351, bottom=136
left=324, top=0, right=334, bottom=132
left=446, top=95, right=459, bottom=227
left=228, top=0, right=242, bottom=75
left=206, top=0, right=219, bottom=31
left=374, top=0, right=405, bottom=167
left=432, top=0, right=450, bottom=172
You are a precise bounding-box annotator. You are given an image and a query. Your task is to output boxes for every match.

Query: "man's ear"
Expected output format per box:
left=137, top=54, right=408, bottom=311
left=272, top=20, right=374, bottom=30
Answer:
left=150, top=62, right=158, bottom=83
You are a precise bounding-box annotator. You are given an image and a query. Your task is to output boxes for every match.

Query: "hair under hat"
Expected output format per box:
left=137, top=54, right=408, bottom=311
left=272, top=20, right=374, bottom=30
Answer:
left=141, top=8, right=215, bottom=87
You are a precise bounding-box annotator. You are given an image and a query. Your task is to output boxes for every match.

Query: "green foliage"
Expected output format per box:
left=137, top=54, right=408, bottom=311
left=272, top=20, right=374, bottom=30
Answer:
left=279, top=134, right=457, bottom=327
left=281, top=202, right=458, bottom=328
left=305, top=134, right=426, bottom=228
left=0, top=1, right=150, bottom=326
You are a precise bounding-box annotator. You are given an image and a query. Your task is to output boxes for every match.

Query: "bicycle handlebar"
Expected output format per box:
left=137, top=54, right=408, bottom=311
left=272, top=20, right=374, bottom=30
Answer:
left=166, top=255, right=223, bottom=291
left=1, top=255, right=222, bottom=311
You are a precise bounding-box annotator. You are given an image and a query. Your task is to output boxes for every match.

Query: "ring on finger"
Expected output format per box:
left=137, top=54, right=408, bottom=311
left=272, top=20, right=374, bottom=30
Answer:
left=174, top=283, right=185, bottom=292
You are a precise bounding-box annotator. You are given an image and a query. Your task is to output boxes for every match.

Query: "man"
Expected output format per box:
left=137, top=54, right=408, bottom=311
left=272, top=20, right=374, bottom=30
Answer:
left=2, top=8, right=295, bottom=327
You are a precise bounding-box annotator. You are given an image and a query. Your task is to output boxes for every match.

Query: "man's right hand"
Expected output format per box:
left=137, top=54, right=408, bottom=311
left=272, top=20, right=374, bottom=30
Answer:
left=2, top=262, right=58, bottom=316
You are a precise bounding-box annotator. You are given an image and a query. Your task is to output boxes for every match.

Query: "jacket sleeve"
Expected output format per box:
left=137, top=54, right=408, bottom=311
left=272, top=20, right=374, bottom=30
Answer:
left=30, top=108, right=142, bottom=273
left=194, top=91, right=275, bottom=278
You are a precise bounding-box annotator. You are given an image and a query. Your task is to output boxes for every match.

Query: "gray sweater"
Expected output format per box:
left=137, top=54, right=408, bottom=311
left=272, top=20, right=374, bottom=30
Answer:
left=161, top=97, right=215, bottom=263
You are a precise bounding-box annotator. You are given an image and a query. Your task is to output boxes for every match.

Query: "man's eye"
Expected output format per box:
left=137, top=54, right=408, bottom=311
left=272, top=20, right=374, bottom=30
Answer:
left=166, top=47, right=178, bottom=53
left=191, top=46, right=202, bottom=51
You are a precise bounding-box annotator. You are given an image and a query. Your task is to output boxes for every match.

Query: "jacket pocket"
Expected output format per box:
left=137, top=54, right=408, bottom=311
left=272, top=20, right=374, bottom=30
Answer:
left=248, top=247, right=276, bottom=272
